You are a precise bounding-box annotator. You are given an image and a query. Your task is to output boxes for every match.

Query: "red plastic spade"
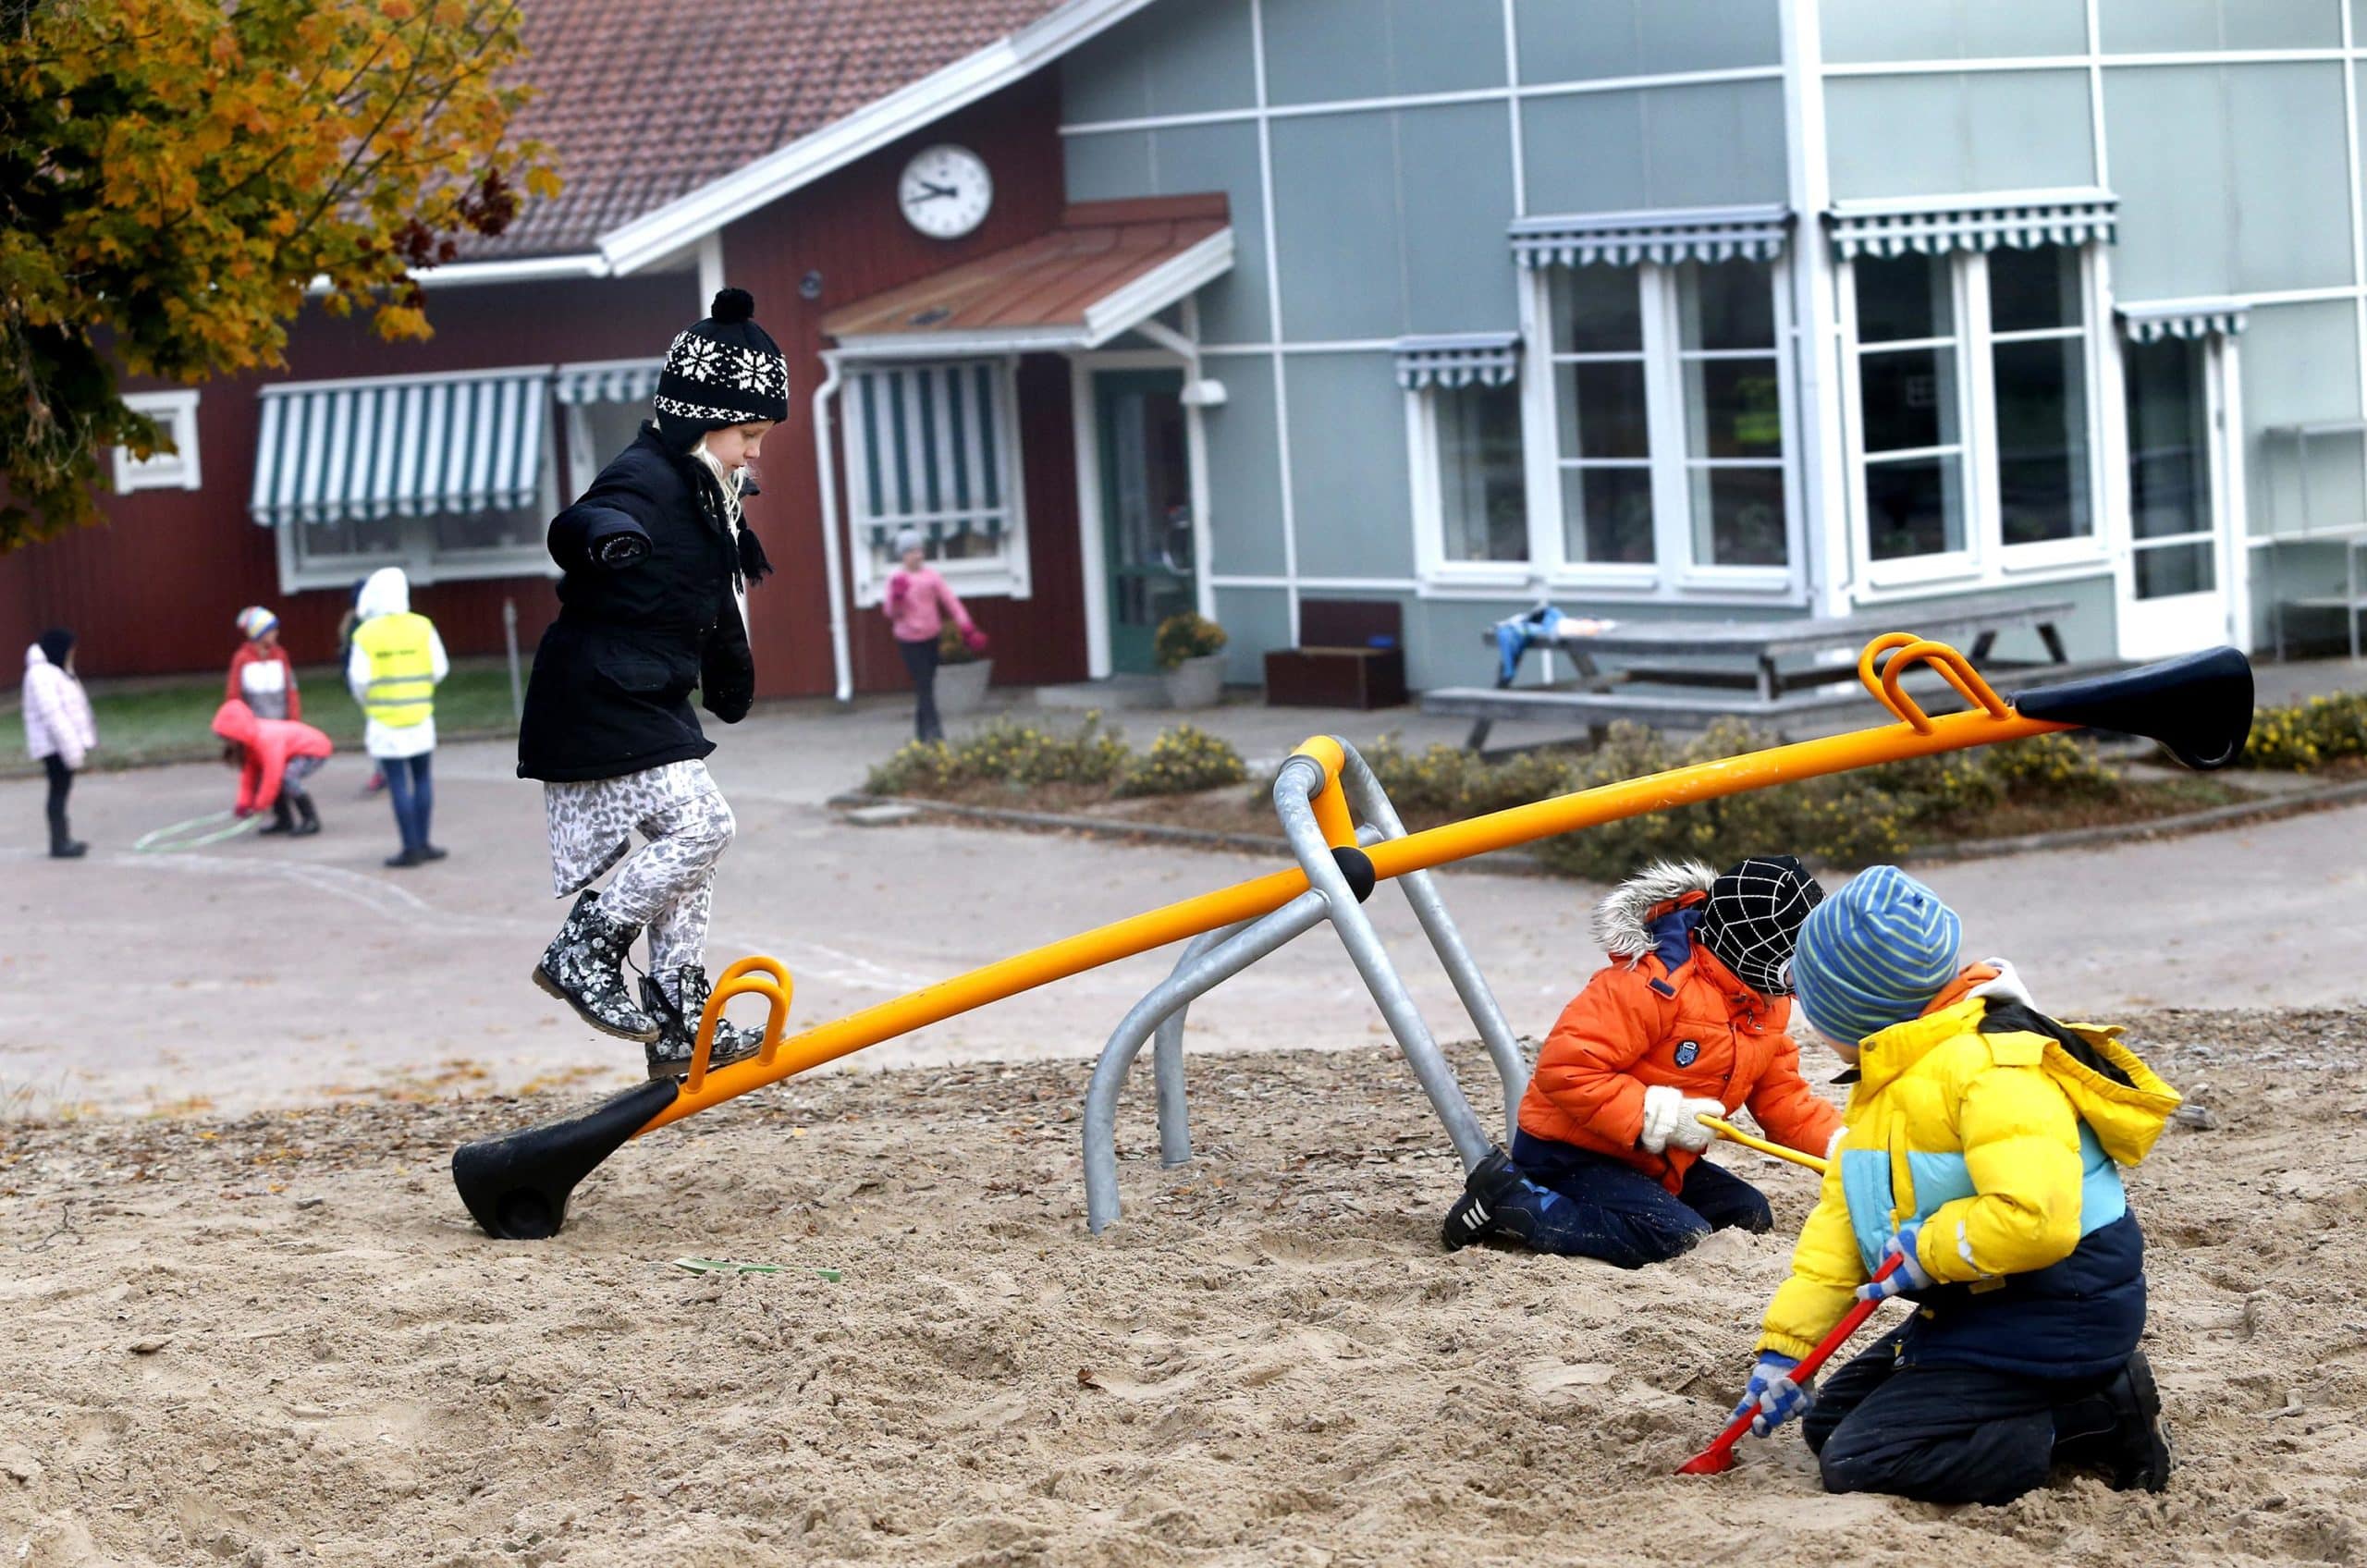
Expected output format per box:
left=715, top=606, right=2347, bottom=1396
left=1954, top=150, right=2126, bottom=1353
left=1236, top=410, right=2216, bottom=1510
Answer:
left=1676, top=1255, right=1904, bottom=1476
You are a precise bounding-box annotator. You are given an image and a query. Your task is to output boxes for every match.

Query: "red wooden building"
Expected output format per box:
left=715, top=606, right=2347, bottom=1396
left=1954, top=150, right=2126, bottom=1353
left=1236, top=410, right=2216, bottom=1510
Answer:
left=1, top=0, right=1229, bottom=701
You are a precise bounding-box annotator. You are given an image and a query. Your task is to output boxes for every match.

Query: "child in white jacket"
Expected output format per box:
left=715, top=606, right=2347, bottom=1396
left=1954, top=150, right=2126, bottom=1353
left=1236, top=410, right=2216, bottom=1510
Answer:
left=22, top=628, right=96, bottom=859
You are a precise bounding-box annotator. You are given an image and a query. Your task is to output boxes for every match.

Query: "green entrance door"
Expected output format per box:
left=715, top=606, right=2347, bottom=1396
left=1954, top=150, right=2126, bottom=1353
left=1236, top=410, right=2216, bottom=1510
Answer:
left=1094, top=369, right=1195, bottom=674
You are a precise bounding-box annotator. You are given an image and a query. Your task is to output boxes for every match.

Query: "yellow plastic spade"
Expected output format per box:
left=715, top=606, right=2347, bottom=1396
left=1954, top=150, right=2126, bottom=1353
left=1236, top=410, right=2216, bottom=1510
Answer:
left=1698, top=1115, right=1828, bottom=1176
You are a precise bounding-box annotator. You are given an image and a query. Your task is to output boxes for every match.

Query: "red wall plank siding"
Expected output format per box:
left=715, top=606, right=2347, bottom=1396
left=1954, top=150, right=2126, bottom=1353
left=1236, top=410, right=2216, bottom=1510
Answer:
left=719, top=67, right=1085, bottom=700
left=0, top=273, right=692, bottom=679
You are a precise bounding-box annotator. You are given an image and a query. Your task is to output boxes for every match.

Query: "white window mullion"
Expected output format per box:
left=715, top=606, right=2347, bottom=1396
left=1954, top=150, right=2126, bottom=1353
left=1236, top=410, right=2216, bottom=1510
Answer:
left=1836, top=259, right=1873, bottom=596
left=1638, top=263, right=1688, bottom=594
left=1960, top=251, right=1998, bottom=577
left=1520, top=264, right=1567, bottom=575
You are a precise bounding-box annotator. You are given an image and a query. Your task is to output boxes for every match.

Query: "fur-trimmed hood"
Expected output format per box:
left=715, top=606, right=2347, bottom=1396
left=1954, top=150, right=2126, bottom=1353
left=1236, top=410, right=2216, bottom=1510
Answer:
left=1594, top=860, right=1717, bottom=962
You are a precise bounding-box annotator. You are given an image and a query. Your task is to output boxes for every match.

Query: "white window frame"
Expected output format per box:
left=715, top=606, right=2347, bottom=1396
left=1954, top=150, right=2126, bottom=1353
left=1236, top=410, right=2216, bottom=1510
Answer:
left=1406, top=378, right=1536, bottom=592
left=274, top=432, right=561, bottom=594
left=841, top=356, right=1032, bottom=608
left=1839, top=244, right=2114, bottom=599
left=113, top=390, right=202, bottom=493
left=1502, top=259, right=1804, bottom=603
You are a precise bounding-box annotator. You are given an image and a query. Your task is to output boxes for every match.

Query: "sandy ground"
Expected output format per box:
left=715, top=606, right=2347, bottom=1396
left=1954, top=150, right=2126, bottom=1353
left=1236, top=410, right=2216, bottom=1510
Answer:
left=6, top=728, right=2367, bottom=1119
left=3, top=1011, right=2363, bottom=1567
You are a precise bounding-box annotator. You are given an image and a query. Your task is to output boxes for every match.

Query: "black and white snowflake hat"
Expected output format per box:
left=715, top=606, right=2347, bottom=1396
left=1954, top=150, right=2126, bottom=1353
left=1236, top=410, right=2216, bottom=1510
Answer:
left=1693, top=853, right=1824, bottom=997
left=652, top=287, right=790, bottom=451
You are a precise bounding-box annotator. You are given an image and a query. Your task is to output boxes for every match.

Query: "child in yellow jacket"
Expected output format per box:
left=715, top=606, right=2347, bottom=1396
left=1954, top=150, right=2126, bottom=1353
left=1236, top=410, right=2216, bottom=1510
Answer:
left=1727, top=866, right=2179, bottom=1505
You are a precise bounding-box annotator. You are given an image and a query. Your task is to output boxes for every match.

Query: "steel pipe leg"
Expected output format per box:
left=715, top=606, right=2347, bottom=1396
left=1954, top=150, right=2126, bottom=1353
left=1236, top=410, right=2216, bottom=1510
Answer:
left=1083, top=892, right=1332, bottom=1233
left=1272, top=761, right=1493, bottom=1172
left=1332, top=742, right=1529, bottom=1140
left=1150, top=924, right=1240, bottom=1167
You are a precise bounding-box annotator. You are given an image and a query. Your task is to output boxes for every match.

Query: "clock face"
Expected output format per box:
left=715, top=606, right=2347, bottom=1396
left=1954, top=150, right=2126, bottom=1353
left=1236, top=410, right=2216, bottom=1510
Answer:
left=899, top=144, right=993, bottom=240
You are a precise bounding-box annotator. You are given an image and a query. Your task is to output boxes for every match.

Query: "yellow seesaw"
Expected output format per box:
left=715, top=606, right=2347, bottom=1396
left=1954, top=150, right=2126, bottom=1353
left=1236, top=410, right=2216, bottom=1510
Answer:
left=452, top=636, right=2253, bottom=1240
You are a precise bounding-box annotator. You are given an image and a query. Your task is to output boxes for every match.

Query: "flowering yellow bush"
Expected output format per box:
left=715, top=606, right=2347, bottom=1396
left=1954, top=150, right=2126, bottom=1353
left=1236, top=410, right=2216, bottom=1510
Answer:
left=865, top=713, right=1130, bottom=795
left=2239, top=692, right=2367, bottom=771
left=1115, top=725, right=1249, bottom=798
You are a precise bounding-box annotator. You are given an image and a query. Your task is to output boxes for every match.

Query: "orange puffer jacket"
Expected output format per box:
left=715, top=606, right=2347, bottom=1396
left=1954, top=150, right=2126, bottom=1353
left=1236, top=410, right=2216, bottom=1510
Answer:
left=1518, top=864, right=1843, bottom=1193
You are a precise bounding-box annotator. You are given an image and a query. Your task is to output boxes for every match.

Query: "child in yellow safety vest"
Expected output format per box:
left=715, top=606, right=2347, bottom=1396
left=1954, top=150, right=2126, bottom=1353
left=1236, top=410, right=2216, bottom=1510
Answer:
left=347, top=567, right=449, bottom=869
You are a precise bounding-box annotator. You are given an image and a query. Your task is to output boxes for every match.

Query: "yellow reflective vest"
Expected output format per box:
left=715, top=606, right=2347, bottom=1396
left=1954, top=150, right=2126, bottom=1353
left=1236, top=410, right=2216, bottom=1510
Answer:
left=352, top=612, right=437, bottom=729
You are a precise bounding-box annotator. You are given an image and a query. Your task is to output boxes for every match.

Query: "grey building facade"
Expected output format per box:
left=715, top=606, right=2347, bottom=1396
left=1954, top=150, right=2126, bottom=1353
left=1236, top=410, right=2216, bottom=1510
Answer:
left=1047, top=0, right=2367, bottom=687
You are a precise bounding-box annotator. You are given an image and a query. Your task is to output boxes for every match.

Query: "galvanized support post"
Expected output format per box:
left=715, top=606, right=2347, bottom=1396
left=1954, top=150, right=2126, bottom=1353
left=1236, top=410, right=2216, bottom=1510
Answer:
left=1271, top=757, right=1493, bottom=1171
left=1082, top=892, right=1333, bottom=1234
left=1331, top=741, right=1529, bottom=1141
left=1150, top=923, right=1238, bottom=1167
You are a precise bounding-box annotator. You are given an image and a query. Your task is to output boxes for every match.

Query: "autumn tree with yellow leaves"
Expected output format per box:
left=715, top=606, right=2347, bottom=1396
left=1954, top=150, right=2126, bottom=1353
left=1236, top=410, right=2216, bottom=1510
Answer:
left=1, top=0, right=558, bottom=549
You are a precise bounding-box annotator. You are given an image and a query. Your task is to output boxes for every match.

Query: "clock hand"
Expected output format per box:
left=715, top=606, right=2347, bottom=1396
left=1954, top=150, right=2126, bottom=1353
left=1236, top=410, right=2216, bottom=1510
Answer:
left=906, top=182, right=959, bottom=202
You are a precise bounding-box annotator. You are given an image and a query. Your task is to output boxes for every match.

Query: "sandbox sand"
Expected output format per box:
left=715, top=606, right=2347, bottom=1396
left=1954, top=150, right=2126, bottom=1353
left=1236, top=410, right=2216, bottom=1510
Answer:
left=2, top=1011, right=2362, bottom=1566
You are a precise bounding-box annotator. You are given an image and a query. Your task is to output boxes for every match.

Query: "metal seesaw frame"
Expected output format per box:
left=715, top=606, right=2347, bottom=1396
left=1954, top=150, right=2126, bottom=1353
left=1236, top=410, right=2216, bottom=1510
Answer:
left=1082, top=739, right=1527, bottom=1232
left=450, top=638, right=2255, bottom=1242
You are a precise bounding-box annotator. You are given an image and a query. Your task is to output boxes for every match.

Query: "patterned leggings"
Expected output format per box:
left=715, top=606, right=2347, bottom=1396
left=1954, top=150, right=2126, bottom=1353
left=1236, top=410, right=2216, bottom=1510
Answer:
left=544, top=759, right=736, bottom=1001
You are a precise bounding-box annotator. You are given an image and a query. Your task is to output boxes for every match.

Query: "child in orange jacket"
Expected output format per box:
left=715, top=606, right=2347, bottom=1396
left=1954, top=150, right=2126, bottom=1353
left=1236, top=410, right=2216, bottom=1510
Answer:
left=212, top=698, right=332, bottom=838
left=1443, top=856, right=1844, bottom=1267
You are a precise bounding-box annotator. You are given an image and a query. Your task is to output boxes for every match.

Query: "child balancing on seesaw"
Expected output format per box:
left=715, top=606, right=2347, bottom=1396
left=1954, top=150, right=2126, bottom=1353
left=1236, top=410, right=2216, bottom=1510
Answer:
left=1721, top=866, right=2177, bottom=1503
left=1444, top=856, right=1843, bottom=1265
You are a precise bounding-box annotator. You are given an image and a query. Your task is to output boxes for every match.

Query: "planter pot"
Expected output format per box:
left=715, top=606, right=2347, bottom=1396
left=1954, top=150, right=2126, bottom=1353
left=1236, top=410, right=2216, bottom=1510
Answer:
left=935, top=657, right=993, bottom=717
left=1162, top=653, right=1227, bottom=709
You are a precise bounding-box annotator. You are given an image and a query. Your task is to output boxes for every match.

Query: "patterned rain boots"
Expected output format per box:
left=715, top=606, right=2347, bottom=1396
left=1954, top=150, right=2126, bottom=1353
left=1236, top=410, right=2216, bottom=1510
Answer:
left=533, top=890, right=660, bottom=1043
left=640, top=964, right=766, bottom=1081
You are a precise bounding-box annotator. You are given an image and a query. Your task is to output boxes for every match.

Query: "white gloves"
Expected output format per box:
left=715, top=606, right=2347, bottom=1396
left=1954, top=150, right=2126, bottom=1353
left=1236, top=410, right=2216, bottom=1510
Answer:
left=1639, top=1084, right=1726, bottom=1155
left=1967, top=958, right=2039, bottom=1013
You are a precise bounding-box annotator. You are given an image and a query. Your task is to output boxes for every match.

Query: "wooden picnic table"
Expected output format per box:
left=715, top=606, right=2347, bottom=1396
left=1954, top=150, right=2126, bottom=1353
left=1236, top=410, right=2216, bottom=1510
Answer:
left=1430, top=595, right=2080, bottom=750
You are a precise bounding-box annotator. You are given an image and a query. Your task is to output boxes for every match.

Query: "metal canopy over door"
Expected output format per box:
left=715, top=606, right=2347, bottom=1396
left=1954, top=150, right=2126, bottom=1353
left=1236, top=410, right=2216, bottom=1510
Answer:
left=1095, top=369, right=1194, bottom=674
left=2117, top=336, right=2233, bottom=658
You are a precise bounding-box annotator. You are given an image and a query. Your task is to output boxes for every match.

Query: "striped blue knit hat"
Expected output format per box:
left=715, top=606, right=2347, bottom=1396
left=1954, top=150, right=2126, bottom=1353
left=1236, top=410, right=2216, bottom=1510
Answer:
left=1789, top=865, right=1964, bottom=1046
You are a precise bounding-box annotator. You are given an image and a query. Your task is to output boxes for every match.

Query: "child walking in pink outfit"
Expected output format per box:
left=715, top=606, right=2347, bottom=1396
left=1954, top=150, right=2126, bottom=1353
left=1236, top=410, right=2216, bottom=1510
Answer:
left=882, top=528, right=986, bottom=741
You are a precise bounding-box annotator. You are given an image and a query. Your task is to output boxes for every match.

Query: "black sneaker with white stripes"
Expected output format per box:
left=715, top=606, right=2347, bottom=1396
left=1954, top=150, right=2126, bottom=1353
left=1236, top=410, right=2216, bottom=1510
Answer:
left=1441, top=1146, right=1523, bottom=1252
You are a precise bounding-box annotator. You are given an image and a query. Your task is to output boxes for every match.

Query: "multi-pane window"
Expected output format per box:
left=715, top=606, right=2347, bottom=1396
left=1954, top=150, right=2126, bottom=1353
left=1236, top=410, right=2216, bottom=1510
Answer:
left=1987, top=247, right=2091, bottom=548
left=1435, top=382, right=1529, bottom=565
left=2123, top=337, right=2214, bottom=602
left=841, top=359, right=1027, bottom=603
left=1551, top=267, right=1655, bottom=564
left=1854, top=253, right=1967, bottom=563
left=1546, top=260, right=1792, bottom=576
left=1846, top=244, right=2099, bottom=578
left=1679, top=262, right=1786, bottom=568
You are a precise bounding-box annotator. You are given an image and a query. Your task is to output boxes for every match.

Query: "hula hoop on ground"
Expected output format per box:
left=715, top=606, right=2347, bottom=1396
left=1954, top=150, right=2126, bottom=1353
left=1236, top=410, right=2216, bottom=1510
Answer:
left=133, top=810, right=261, bottom=854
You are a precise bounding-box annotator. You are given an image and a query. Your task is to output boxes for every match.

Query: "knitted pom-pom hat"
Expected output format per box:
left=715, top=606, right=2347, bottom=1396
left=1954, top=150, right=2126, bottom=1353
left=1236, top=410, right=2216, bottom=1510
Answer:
left=1789, top=864, right=1964, bottom=1047
left=653, top=287, right=790, bottom=452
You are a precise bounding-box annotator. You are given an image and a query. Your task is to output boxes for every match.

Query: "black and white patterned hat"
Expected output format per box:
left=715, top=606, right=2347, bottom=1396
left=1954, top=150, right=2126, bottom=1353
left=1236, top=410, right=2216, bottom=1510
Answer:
left=653, top=287, right=789, bottom=448
left=1694, top=854, right=1824, bottom=997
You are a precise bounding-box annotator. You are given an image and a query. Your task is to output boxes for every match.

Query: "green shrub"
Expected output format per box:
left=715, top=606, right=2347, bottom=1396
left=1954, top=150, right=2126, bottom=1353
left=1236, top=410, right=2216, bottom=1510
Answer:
left=1153, top=612, right=1228, bottom=670
left=1980, top=732, right=2121, bottom=800
left=2240, top=691, right=2367, bottom=771
left=864, top=714, right=1131, bottom=797
left=1115, top=724, right=1249, bottom=797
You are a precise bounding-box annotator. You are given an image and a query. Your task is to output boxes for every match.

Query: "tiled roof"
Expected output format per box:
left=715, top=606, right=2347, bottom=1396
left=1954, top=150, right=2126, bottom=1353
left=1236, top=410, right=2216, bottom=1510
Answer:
left=472, top=0, right=1067, bottom=263
left=821, top=197, right=1231, bottom=350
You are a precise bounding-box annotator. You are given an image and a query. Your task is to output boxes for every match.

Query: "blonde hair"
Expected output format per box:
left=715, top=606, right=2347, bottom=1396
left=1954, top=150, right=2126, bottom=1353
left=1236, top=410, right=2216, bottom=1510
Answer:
left=691, top=438, right=745, bottom=530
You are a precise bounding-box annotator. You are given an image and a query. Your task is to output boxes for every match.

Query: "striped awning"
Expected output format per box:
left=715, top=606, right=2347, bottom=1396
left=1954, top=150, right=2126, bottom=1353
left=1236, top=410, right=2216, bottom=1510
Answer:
left=847, top=361, right=1014, bottom=546
left=1512, top=205, right=1792, bottom=268
left=2117, top=299, right=2248, bottom=342
left=1394, top=333, right=1521, bottom=390
left=553, top=359, right=662, bottom=405
left=1827, top=189, right=2118, bottom=259
left=249, top=369, right=548, bottom=527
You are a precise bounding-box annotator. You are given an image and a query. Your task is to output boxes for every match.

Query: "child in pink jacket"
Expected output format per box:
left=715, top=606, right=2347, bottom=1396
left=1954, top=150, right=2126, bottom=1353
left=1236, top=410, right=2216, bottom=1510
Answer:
left=883, top=528, right=986, bottom=741
left=212, top=698, right=333, bottom=838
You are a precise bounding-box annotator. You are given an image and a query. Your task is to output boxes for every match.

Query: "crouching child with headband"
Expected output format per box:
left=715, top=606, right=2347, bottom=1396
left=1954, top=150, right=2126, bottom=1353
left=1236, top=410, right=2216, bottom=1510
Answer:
left=1443, top=856, right=1843, bottom=1267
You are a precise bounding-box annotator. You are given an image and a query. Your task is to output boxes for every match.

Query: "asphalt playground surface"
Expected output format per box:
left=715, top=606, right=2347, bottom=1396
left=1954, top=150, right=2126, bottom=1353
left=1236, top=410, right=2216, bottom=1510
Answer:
left=6, top=692, right=2366, bottom=1118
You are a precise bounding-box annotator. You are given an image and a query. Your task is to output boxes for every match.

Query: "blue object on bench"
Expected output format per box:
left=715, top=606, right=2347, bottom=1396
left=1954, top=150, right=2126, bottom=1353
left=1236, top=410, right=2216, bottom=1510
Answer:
left=1495, top=605, right=1564, bottom=684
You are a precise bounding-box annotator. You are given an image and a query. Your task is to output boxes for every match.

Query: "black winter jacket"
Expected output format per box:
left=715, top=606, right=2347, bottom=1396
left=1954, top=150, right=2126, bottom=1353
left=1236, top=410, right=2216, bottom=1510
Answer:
left=517, top=425, right=755, bottom=782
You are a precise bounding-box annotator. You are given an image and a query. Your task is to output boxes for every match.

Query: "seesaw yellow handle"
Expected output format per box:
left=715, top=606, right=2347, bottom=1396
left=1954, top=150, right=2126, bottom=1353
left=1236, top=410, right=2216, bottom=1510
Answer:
left=1699, top=1115, right=1828, bottom=1176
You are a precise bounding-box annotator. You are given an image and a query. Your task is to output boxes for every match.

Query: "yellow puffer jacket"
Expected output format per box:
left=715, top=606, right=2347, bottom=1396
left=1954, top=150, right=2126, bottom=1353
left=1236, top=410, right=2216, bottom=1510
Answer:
left=1758, top=990, right=2180, bottom=1378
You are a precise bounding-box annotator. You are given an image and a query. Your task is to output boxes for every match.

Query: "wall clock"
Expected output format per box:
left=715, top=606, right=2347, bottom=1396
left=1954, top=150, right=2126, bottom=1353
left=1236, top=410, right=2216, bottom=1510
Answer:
left=899, top=144, right=993, bottom=240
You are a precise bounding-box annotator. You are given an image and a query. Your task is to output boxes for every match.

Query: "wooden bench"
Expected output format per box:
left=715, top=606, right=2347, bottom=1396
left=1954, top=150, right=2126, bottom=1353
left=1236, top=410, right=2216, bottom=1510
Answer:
left=1427, top=596, right=2081, bottom=749
left=1264, top=599, right=1409, bottom=710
